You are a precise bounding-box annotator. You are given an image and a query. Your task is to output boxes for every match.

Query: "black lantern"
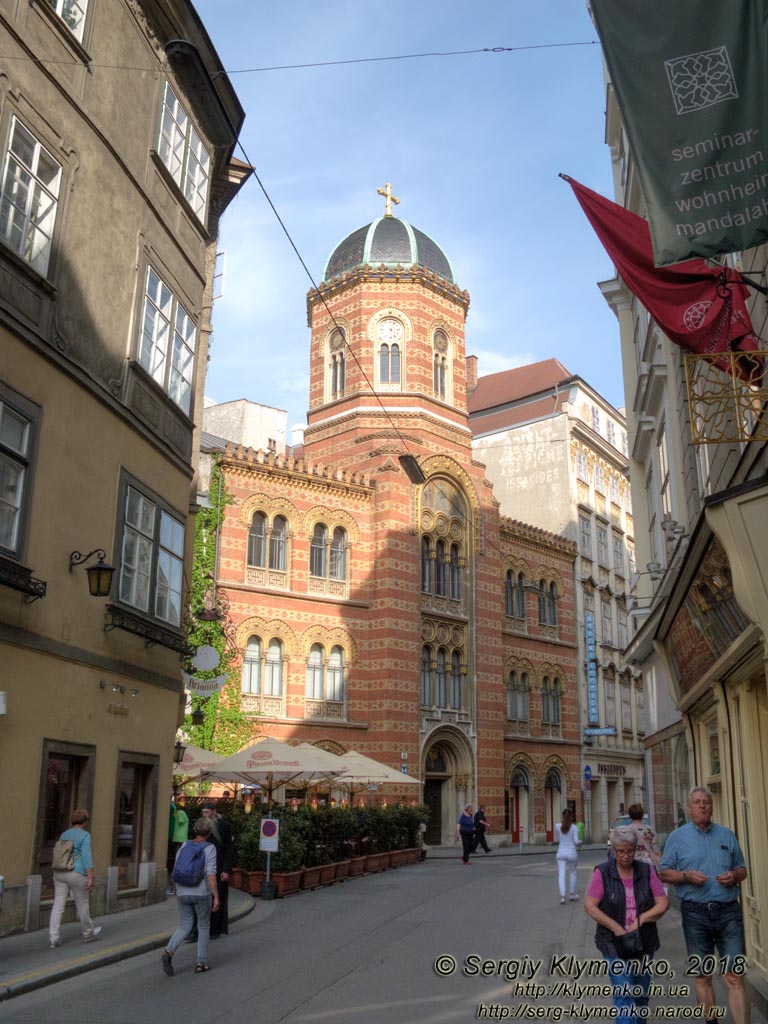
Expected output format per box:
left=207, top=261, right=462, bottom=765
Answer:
left=69, top=549, right=115, bottom=597
left=191, top=707, right=205, bottom=727
left=173, top=739, right=187, bottom=765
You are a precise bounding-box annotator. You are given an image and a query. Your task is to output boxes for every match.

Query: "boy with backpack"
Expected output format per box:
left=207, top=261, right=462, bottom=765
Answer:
left=161, top=817, right=219, bottom=975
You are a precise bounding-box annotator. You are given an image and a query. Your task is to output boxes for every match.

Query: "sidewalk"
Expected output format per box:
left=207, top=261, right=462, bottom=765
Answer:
left=0, top=887, right=259, bottom=1002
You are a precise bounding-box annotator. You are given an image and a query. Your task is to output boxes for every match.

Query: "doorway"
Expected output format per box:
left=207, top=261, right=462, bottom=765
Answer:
left=424, top=779, right=443, bottom=845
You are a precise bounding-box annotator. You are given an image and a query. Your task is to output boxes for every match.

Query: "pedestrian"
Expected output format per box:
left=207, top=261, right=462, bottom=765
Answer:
left=187, top=801, right=234, bottom=941
left=48, top=809, right=102, bottom=948
left=472, top=804, right=492, bottom=854
left=618, top=803, right=661, bottom=874
left=456, top=803, right=475, bottom=864
left=554, top=808, right=581, bottom=904
left=162, top=816, right=219, bottom=976
left=659, top=786, right=749, bottom=1024
left=584, top=826, right=669, bottom=1020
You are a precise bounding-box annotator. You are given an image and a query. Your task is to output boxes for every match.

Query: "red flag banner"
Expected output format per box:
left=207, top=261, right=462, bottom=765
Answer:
left=563, top=176, right=762, bottom=377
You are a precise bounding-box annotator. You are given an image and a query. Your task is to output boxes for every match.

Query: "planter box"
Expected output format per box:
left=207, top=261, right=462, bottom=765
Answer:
left=334, top=860, right=351, bottom=881
left=244, top=870, right=266, bottom=895
left=347, top=856, right=367, bottom=877
left=229, top=867, right=245, bottom=890
left=390, top=850, right=409, bottom=867
left=318, top=863, right=337, bottom=885
left=403, top=847, right=423, bottom=864
left=272, top=870, right=303, bottom=897
left=301, top=865, right=323, bottom=890
left=364, top=852, right=391, bottom=873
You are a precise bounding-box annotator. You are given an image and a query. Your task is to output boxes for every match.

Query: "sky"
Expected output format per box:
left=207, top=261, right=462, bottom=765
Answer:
left=195, top=1, right=621, bottom=435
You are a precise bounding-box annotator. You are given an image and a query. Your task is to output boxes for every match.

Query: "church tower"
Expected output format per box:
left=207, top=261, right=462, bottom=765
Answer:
left=303, top=183, right=472, bottom=469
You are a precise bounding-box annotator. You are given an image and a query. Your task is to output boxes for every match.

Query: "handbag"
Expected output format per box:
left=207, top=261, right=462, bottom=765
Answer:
left=613, top=928, right=645, bottom=960
left=52, top=838, right=75, bottom=872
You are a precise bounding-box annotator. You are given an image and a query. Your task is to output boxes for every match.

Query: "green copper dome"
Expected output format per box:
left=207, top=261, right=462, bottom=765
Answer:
left=322, top=217, right=455, bottom=284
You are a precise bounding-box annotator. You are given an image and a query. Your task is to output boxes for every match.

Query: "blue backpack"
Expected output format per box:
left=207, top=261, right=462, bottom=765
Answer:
left=172, top=841, right=210, bottom=886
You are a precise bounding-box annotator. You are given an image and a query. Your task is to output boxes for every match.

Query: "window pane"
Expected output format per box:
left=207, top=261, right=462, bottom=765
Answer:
left=0, top=118, right=61, bottom=276
left=269, top=516, right=286, bottom=571
left=330, top=527, right=346, bottom=580
left=248, top=512, right=266, bottom=567
left=169, top=303, right=196, bottom=414
left=264, top=639, right=282, bottom=696
left=327, top=646, right=344, bottom=702
left=242, top=637, right=261, bottom=694
left=390, top=344, right=400, bottom=383
left=0, top=453, right=23, bottom=550
left=0, top=404, right=29, bottom=455
left=310, top=524, right=326, bottom=577
left=306, top=644, right=323, bottom=699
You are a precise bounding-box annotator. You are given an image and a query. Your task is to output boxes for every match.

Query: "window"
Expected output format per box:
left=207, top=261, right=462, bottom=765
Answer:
left=591, top=405, right=600, bottom=432
left=435, top=539, right=446, bottom=596
left=327, top=646, right=344, bottom=702
left=421, top=537, right=433, bottom=594
left=658, top=426, right=672, bottom=518
left=449, top=544, right=461, bottom=600
left=157, top=82, right=210, bottom=219
left=264, top=638, right=283, bottom=696
left=622, top=432, right=629, bottom=457
left=118, top=483, right=185, bottom=626
left=436, top=648, right=447, bottom=707
left=139, top=266, right=196, bottom=414
left=421, top=646, right=433, bottom=705
left=606, top=679, right=616, bottom=727
left=242, top=636, right=261, bottom=693
left=507, top=670, right=529, bottom=722
left=636, top=684, right=645, bottom=735
left=576, top=451, right=590, bottom=483
left=541, top=677, right=551, bottom=724
left=621, top=680, right=632, bottom=731
left=310, top=523, right=327, bottom=577
left=610, top=476, right=621, bottom=506
left=579, top=514, right=592, bottom=557
left=306, top=643, right=323, bottom=699
left=450, top=651, right=462, bottom=709
left=627, top=539, right=636, bottom=575
left=607, top=420, right=616, bottom=447
left=601, top=597, right=613, bottom=645
left=47, top=0, right=88, bottom=40
left=550, top=678, right=562, bottom=725
left=330, top=527, right=346, bottom=580
left=329, top=328, right=346, bottom=399
left=548, top=583, right=558, bottom=626
left=596, top=524, right=609, bottom=566
left=505, top=570, right=514, bottom=615
left=304, top=642, right=346, bottom=707
left=0, top=116, right=62, bottom=276
left=248, top=512, right=266, bottom=567
left=269, top=516, right=287, bottom=571
left=618, top=607, right=628, bottom=649
left=380, top=343, right=401, bottom=384
left=594, top=464, right=606, bottom=495
left=0, top=387, right=36, bottom=558
left=612, top=533, right=624, bottom=575
left=538, top=579, right=547, bottom=623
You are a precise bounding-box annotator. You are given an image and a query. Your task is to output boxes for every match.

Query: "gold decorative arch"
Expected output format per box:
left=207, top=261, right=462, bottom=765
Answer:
left=367, top=306, right=413, bottom=343
left=235, top=616, right=298, bottom=656
left=239, top=493, right=300, bottom=529
left=536, top=661, right=567, bottom=687
left=300, top=625, right=358, bottom=661
left=506, top=751, right=536, bottom=784
left=303, top=504, right=361, bottom=543
left=503, top=656, right=535, bottom=679
left=502, top=556, right=531, bottom=579
left=417, top=457, right=481, bottom=550
left=310, top=738, right=347, bottom=755
left=540, top=754, right=570, bottom=790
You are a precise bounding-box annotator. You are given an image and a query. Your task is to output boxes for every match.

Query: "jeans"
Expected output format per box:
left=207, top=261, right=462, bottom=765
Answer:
left=606, top=957, right=652, bottom=1019
left=681, top=900, right=745, bottom=963
left=557, top=856, right=578, bottom=898
left=460, top=831, right=474, bottom=862
left=167, top=895, right=212, bottom=965
left=49, top=870, right=96, bottom=942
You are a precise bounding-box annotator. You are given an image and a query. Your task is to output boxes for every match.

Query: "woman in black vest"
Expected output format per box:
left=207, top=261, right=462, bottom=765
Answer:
left=584, top=826, right=669, bottom=1020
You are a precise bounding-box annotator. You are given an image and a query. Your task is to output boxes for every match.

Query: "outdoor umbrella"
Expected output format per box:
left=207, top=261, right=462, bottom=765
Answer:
left=198, top=737, right=350, bottom=806
left=320, top=749, right=421, bottom=802
left=172, top=743, right=225, bottom=788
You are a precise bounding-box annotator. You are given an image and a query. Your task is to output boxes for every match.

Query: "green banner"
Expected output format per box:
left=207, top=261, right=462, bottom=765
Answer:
left=592, top=0, right=768, bottom=266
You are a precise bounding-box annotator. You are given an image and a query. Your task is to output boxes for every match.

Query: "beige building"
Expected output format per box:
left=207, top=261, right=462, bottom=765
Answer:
left=0, top=0, right=248, bottom=934
left=600, top=63, right=768, bottom=984
left=469, top=358, right=644, bottom=841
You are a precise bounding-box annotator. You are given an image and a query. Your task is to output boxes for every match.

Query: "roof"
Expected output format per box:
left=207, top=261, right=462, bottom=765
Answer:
left=323, top=217, right=454, bottom=283
left=470, top=392, right=571, bottom=437
left=467, top=358, right=573, bottom=415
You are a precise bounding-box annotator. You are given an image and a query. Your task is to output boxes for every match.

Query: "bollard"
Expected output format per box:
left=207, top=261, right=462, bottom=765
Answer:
left=519, top=824, right=524, bottom=851
left=0, top=874, right=4, bottom=911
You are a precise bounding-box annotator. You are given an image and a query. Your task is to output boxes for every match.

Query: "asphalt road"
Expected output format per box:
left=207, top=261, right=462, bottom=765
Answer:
left=2, top=850, right=759, bottom=1024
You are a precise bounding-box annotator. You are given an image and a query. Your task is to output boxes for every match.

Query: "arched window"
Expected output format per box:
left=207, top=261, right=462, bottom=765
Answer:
left=327, top=645, right=344, bottom=702
left=541, top=675, right=551, bottom=723
left=421, top=536, right=433, bottom=594
left=306, top=643, right=323, bottom=699
left=436, top=648, right=447, bottom=707
left=548, top=582, right=558, bottom=626
left=516, top=573, right=526, bottom=618
left=264, top=638, right=283, bottom=696
left=435, top=539, right=446, bottom=596
left=421, top=645, right=433, bottom=705
left=269, top=515, right=287, bottom=571
left=505, top=570, right=514, bottom=615
left=551, top=677, right=562, bottom=725
left=450, top=651, right=462, bottom=708
left=538, top=579, right=548, bottom=623
left=242, top=636, right=261, bottom=693
left=310, top=523, right=328, bottom=577
left=507, top=669, right=518, bottom=719
left=330, top=527, right=347, bottom=580
left=248, top=512, right=267, bottom=567
left=450, top=544, right=461, bottom=600
left=519, top=672, right=529, bottom=722
left=433, top=330, right=448, bottom=399
left=507, top=670, right=529, bottom=722
left=380, top=343, right=401, bottom=384
left=330, top=328, right=346, bottom=399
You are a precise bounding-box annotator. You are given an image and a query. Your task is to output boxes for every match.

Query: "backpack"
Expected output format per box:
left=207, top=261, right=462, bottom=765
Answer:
left=172, top=841, right=209, bottom=887
left=52, top=838, right=75, bottom=872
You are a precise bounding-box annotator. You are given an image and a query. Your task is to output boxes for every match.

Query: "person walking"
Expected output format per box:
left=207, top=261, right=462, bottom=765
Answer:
left=610, top=803, right=661, bottom=874
left=162, top=817, right=219, bottom=976
left=186, top=801, right=235, bottom=941
left=659, top=786, right=750, bottom=1024
left=472, top=805, right=492, bottom=854
left=554, top=808, right=581, bottom=904
left=48, top=809, right=102, bottom=948
left=456, top=804, right=475, bottom=864
left=584, top=826, right=669, bottom=1020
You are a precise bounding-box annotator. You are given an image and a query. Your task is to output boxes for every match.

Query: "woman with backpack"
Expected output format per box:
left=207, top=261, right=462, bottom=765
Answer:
left=162, top=817, right=219, bottom=975
left=49, top=808, right=101, bottom=948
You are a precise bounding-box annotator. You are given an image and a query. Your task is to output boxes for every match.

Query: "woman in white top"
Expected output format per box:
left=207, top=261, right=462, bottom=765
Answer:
left=554, top=808, right=581, bottom=904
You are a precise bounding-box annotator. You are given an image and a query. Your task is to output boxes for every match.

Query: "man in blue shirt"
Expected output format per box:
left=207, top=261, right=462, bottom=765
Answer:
left=660, top=786, right=749, bottom=1024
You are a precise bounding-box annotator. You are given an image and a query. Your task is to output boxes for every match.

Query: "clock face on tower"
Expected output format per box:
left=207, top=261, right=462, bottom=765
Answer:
left=377, top=318, right=403, bottom=342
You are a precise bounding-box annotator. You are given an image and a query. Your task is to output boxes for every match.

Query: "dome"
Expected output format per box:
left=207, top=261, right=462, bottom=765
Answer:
left=322, top=217, right=455, bottom=284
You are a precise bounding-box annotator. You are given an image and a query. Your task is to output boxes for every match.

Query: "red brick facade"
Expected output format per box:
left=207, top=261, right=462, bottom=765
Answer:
left=214, top=220, right=580, bottom=844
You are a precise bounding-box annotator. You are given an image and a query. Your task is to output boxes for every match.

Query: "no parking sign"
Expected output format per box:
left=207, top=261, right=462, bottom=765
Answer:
left=259, top=817, right=280, bottom=853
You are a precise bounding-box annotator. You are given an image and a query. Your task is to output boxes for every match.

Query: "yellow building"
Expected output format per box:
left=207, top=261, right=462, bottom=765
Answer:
left=0, top=0, right=248, bottom=934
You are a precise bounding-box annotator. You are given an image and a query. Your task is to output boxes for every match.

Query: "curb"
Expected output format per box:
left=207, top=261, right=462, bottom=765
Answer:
left=0, top=894, right=258, bottom=1002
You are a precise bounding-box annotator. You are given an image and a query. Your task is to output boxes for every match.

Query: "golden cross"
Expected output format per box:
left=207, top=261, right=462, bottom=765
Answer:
left=377, top=182, right=400, bottom=218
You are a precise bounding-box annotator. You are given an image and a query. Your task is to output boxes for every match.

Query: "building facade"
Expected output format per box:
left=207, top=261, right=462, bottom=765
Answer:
left=600, top=61, right=768, bottom=980
left=469, top=360, right=643, bottom=841
left=209, top=206, right=581, bottom=844
left=0, top=0, right=247, bottom=934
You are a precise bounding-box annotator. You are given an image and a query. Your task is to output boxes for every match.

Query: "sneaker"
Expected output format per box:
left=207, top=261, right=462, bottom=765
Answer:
left=48, top=939, right=61, bottom=949
left=83, top=926, right=102, bottom=943
left=560, top=898, right=566, bottom=904
left=161, top=951, right=174, bottom=977
left=570, top=894, right=580, bottom=901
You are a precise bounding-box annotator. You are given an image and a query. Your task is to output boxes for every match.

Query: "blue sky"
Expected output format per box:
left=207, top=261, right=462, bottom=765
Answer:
left=196, top=1, right=621, bottom=433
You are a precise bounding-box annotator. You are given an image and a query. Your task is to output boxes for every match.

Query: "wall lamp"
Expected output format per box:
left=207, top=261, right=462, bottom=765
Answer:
left=173, top=739, right=187, bottom=765
left=69, top=549, right=115, bottom=597
left=190, top=706, right=206, bottom=727
left=398, top=454, right=426, bottom=485
left=99, top=681, right=139, bottom=697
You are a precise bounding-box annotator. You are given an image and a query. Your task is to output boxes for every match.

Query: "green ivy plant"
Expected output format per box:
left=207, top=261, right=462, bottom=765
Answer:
left=182, top=458, right=253, bottom=757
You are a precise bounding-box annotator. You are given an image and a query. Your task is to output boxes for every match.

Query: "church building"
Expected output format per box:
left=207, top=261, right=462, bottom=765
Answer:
left=212, top=189, right=582, bottom=844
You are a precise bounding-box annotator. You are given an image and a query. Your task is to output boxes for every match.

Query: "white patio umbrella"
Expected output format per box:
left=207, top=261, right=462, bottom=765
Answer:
left=198, top=737, right=350, bottom=806
left=172, top=743, right=225, bottom=789
left=316, top=749, right=421, bottom=802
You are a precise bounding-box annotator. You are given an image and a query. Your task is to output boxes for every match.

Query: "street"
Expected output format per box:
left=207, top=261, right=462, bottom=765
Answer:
left=4, top=850, right=758, bottom=1024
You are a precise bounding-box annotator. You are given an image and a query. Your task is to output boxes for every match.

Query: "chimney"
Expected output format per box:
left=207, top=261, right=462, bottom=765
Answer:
left=466, top=354, right=478, bottom=393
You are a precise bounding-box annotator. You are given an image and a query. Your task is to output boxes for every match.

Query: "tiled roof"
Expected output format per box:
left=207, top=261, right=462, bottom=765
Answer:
left=470, top=392, right=570, bottom=437
left=467, top=358, right=573, bottom=414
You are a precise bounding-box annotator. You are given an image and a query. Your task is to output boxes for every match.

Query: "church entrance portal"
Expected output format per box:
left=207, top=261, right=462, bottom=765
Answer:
left=424, top=779, right=443, bottom=845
